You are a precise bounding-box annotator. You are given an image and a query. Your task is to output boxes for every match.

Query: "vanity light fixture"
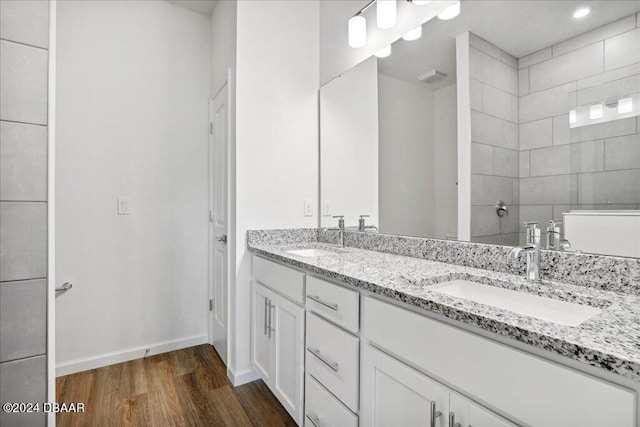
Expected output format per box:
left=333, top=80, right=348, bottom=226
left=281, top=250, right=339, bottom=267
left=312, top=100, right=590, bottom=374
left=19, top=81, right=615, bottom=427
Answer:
left=618, top=98, right=633, bottom=114
left=348, top=15, right=367, bottom=48
left=589, top=104, right=603, bottom=119
left=572, top=7, right=591, bottom=19
left=375, top=45, right=392, bottom=58
left=437, top=1, right=460, bottom=20
left=402, top=26, right=422, bottom=41
left=377, top=0, right=397, bottom=29
left=569, top=110, right=577, bottom=124
left=411, top=0, right=432, bottom=5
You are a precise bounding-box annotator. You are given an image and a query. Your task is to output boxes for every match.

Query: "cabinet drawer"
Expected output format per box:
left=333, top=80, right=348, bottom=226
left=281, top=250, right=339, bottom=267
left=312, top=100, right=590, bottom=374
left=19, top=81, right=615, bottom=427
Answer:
left=363, top=297, right=636, bottom=427
left=306, top=313, right=359, bottom=412
left=306, top=276, right=359, bottom=333
left=305, top=374, right=358, bottom=427
left=253, top=256, right=305, bottom=305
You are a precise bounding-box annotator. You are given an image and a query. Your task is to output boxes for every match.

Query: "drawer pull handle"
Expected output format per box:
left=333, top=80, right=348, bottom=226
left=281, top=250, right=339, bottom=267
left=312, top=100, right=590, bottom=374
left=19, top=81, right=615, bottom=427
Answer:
left=264, top=298, right=268, bottom=336
left=430, top=401, right=441, bottom=427
left=307, top=294, right=339, bottom=311
left=449, top=411, right=462, bottom=427
left=306, top=412, right=320, bottom=426
left=307, top=347, right=339, bottom=372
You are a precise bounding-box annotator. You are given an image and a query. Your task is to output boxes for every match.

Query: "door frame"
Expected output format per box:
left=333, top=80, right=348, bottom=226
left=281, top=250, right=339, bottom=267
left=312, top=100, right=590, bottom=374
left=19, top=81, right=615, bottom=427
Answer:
left=208, top=68, right=235, bottom=369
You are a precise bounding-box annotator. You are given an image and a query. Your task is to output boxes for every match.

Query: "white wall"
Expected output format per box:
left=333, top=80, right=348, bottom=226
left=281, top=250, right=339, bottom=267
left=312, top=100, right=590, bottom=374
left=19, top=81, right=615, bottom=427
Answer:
left=320, top=56, right=378, bottom=229
left=55, top=0, right=211, bottom=374
left=378, top=73, right=434, bottom=237
left=320, top=0, right=456, bottom=85
left=210, top=0, right=236, bottom=93
left=434, top=84, right=458, bottom=239
left=232, top=0, right=319, bottom=381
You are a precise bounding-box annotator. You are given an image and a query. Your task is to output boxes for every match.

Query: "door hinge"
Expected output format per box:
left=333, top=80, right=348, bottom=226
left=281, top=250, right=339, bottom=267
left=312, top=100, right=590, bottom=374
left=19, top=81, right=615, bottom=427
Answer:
left=209, top=122, right=214, bottom=135
left=209, top=299, right=213, bottom=311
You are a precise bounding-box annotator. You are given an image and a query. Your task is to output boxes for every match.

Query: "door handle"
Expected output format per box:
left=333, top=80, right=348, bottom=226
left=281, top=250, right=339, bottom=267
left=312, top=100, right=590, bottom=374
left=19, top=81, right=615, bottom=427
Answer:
left=430, top=401, right=442, bottom=427
left=449, top=411, right=462, bottom=427
left=267, top=299, right=274, bottom=339
left=55, top=282, right=73, bottom=292
left=217, top=234, right=227, bottom=244
left=264, top=298, right=268, bottom=336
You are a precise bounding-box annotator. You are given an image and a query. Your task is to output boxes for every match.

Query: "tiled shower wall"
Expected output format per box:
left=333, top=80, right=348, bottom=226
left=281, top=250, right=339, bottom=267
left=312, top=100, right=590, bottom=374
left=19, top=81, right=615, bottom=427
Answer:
left=468, top=33, right=520, bottom=245
left=518, top=14, right=640, bottom=244
left=0, top=1, right=49, bottom=426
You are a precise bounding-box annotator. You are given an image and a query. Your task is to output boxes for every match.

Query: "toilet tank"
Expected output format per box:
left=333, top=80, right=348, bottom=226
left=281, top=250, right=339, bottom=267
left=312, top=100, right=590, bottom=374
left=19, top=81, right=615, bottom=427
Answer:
left=563, top=211, right=640, bottom=258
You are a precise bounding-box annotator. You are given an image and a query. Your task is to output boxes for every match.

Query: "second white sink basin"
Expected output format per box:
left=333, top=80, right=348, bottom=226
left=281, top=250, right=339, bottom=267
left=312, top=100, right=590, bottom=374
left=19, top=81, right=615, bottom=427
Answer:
left=429, top=280, right=602, bottom=326
left=287, top=248, right=337, bottom=257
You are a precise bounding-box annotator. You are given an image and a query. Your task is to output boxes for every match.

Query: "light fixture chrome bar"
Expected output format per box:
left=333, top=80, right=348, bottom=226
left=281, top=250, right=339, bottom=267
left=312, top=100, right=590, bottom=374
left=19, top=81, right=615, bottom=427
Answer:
left=357, top=0, right=376, bottom=16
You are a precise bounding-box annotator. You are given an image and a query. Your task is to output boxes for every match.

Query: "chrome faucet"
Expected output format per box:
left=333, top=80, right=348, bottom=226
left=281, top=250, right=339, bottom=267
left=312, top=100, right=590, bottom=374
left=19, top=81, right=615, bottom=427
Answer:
left=358, top=215, right=370, bottom=232
left=546, top=219, right=571, bottom=251
left=329, top=215, right=345, bottom=247
left=510, top=222, right=541, bottom=282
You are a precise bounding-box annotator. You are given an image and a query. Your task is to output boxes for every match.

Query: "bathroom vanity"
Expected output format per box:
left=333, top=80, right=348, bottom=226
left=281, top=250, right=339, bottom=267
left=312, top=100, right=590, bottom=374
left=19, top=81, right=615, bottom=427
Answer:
left=248, top=229, right=639, bottom=427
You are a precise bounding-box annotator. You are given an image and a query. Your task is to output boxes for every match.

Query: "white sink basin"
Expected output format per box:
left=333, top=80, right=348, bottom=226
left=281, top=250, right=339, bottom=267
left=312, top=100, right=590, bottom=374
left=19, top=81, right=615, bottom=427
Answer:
left=429, top=280, right=602, bottom=327
left=287, top=248, right=337, bottom=257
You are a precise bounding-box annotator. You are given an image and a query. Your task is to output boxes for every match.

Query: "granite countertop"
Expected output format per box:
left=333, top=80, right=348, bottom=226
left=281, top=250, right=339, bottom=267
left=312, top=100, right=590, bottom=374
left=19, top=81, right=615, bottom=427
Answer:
left=248, top=240, right=640, bottom=382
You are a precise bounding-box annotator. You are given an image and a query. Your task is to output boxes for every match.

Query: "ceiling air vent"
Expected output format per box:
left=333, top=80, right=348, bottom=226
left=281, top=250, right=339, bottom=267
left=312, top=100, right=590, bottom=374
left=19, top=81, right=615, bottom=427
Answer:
left=417, top=69, right=446, bottom=83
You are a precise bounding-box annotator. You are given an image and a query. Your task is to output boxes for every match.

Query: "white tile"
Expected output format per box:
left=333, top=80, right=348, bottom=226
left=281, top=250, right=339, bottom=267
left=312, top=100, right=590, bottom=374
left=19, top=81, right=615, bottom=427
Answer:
left=469, top=33, right=501, bottom=59
left=470, top=78, right=482, bottom=111
left=553, top=15, right=636, bottom=57
left=493, top=147, right=518, bottom=178
left=578, top=170, right=640, bottom=204
left=520, top=175, right=571, bottom=205
left=577, top=73, right=640, bottom=106
left=570, top=140, right=604, bottom=173
left=604, top=134, right=640, bottom=171
left=482, top=84, right=515, bottom=121
left=500, top=51, right=518, bottom=69
left=518, top=47, right=552, bottom=69
left=605, top=28, right=640, bottom=71
left=570, top=117, right=636, bottom=143
left=0, top=40, right=48, bottom=125
left=502, top=121, right=518, bottom=151
left=500, top=205, right=520, bottom=234
left=0, top=0, right=49, bottom=48
left=552, top=114, right=570, bottom=145
left=520, top=118, right=552, bottom=150
left=570, top=174, right=578, bottom=204
left=471, top=174, right=515, bottom=205
left=510, top=94, right=518, bottom=123
left=519, top=205, right=553, bottom=229
left=0, top=122, right=47, bottom=201
left=512, top=179, right=520, bottom=206
left=470, top=47, right=492, bottom=85
left=578, top=62, right=640, bottom=90
left=530, top=145, right=570, bottom=177
left=0, top=202, right=47, bottom=281
left=519, top=151, right=530, bottom=178
left=492, top=58, right=518, bottom=95
left=553, top=205, right=571, bottom=221
left=472, top=143, right=493, bottom=175
left=471, top=111, right=507, bottom=148
left=529, top=42, right=604, bottom=93
left=0, top=356, right=46, bottom=426
left=471, top=206, right=500, bottom=237
left=518, top=68, right=530, bottom=96
left=519, top=82, right=577, bottom=123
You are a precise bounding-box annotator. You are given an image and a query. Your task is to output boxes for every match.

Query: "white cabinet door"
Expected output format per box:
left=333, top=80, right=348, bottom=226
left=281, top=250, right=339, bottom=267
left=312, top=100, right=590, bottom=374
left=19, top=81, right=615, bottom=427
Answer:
left=251, top=281, right=274, bottom=384
left=272, top=293, right=305, bottom=425
left=450, top=392, right=517, bottom=427
left=361, top=344, right=449, bottom=427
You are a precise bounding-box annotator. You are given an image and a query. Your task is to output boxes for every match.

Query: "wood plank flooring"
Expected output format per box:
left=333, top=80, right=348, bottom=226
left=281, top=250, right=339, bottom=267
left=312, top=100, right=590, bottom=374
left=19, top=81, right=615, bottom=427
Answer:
left=56, top=344, right=296, bottom=426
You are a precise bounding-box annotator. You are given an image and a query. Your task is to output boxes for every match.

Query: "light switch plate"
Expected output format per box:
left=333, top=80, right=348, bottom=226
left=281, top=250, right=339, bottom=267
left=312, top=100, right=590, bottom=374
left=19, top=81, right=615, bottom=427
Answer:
left=303, top=199, right=313, bottom=217
left=118, top=197, right=131, bottom=215
left=322, top=200, right=331, bottom=216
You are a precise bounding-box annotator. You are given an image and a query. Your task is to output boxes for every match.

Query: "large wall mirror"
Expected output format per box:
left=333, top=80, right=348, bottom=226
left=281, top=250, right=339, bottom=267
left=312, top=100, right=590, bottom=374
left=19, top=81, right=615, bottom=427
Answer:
left=320, top=0, right=640, bottom=258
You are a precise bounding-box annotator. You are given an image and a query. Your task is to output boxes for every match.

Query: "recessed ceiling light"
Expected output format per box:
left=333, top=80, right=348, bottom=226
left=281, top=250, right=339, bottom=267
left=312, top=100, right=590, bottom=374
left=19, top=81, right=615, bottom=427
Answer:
left=618, top=98, right=633, bottom=114
left=437, top=1, right=460, bottom=20
left=375, top=45, right=392, bottom=58
left=589, top=104, right=603, bottom=119
left=572, top=7, right=591, bottom=19
left=402, top=26, right=422, bottom=41
left=412, top=0, right=432, bottom=5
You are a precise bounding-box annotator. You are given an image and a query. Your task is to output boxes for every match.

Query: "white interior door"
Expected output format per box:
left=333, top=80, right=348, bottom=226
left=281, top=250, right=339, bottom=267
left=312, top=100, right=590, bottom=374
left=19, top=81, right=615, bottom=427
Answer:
left=209, top=83, right=229, bottom=363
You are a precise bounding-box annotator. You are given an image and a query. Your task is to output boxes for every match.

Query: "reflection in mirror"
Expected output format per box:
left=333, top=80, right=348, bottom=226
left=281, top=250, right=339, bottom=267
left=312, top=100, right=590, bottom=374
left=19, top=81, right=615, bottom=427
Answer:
left=320, top=1, right=640, bottom=258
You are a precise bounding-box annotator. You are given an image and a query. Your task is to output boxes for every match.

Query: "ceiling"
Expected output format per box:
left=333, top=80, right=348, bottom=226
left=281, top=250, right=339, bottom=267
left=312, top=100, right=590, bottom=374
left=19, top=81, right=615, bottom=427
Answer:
left=379, top=1, right=640, bottom=90
left=167, top=0, right=217, bottom=16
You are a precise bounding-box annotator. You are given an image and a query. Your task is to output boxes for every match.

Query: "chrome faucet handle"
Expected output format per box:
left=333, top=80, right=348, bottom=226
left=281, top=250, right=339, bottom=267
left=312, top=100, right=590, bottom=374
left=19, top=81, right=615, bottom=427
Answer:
left=358, top=215, right=370, bottom=232
left=522, top=221, right=538, bottom=228
left=359, top=215, right=370, bottom=218
left=332, top=215, right=344, bottom=218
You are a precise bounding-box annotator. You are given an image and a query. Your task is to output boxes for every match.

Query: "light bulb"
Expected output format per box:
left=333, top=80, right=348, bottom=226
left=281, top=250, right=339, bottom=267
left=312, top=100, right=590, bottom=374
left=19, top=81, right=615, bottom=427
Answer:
left=348, top=15, right=366, bottom=48
left=618, top=98, right=633, bottom=114
left=377, top=0, right=396, bottom=30
left=402, top=26, right=422, bottom=41
left=375, top=45, right=392, bottom=58
left=569, top=110, right=577, bottom=124
left=412, top=0, right=432, bottom=5
left=589, top=104, right=603, bottom=119
left=437, top=1, right=460, bottom=20
left=573, top=7, right=590, bottom=19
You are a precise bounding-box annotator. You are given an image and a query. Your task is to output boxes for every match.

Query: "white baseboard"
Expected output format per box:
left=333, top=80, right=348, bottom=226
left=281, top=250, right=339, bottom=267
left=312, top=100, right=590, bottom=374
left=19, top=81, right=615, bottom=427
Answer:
left=56, top=334, right=208, bottom=376
left=227, top=364, right=259, bottom=386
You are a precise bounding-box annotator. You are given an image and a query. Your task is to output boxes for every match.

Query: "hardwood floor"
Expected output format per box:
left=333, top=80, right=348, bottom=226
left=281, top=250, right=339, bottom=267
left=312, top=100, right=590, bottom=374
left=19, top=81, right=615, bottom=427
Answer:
left=56, top=345, right=296, bottom=426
